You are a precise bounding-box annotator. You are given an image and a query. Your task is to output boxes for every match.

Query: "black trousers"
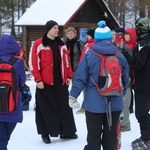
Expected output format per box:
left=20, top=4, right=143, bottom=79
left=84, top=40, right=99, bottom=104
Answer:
left=135, top=92, right=150, bottom=140
left=35, top=84, right=76, bottom=137
left=84, top=111, right=121, bottom=150
left=129, top=88, right=134, bottom=111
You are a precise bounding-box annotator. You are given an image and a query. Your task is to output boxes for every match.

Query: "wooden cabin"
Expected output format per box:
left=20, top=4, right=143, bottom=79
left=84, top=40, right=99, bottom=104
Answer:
left=15, top=0, right=120, bottom=63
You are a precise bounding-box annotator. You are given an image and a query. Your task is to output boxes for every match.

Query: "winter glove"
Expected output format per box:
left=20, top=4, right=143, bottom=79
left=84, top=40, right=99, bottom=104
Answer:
left=122, top=43, right=133, bottom=56
left=68, top=95, right=80, bottom=109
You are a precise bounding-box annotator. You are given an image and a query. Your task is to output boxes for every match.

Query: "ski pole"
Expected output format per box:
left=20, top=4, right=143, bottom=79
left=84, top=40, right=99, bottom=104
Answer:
left=105, top=97, right=112, bottom=131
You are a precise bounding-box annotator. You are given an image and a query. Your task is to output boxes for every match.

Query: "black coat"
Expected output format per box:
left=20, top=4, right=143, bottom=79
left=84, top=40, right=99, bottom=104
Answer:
left=35, top=84, right=76, bottom=137
left=124, top=32, right=150, bottom=94
left=35, top=36, right=76, bottom=136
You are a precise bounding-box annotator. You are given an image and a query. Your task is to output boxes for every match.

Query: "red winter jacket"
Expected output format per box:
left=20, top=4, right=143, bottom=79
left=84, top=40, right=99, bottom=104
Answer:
left=29, top=38, right=73, bottom=85
left=79, top=38, right=94, bottom=62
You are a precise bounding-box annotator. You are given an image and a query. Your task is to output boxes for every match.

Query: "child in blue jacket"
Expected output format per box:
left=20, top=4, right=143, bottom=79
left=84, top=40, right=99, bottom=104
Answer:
left=21, top=84, right=32, bottom=111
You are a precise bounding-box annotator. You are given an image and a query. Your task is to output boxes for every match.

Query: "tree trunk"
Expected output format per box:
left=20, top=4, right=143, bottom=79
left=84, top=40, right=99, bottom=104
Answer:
left=11, top=0, right=16, bottom=37
left=22, top=0, right=27, bottom=51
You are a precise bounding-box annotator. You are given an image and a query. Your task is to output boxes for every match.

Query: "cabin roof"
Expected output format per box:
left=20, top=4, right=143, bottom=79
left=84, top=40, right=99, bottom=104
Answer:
left=15, top=0, right=119, bottom=27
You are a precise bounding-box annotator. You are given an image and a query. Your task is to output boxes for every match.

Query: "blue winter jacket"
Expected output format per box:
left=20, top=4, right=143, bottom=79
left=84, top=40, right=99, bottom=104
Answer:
left=70, top=40, right=129, bottom=113
left=0, top=34, right=26, bottom=123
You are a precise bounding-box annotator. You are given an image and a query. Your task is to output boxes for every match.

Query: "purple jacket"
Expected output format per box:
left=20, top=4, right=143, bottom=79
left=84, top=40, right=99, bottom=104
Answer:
left=0, top=34, right=26, bottom=123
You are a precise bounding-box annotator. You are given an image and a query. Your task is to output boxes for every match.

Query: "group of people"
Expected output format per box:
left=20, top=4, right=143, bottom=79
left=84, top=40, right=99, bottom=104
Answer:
left=0, top=17, right=150, bottom=150
left=112, top=27, right=135, bottom=133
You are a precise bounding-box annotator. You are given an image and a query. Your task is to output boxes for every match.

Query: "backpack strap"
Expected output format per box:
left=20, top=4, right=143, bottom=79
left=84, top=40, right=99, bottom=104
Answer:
left=0, top=57, right=19, bottom=65
left=105, top=97, right=112, bottom=131
left=7, top=57, right=19, bottom=66
left=89, top=50, right=105, bottom=88
left=90, top=49, right=119, bottom=57
left=0, top=58, right=3, bottom=64
left=8, top=57, right=19, bottom=104
left=90, top=50, right=107, bottom=76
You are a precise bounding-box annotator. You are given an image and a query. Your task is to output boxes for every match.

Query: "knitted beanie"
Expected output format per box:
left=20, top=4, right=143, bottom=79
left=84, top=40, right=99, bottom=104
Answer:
left=113, top=27, right=125, bottom=34
left=45, top=20, right=58, bottom=33
left=86, top=29, right=95, bottom=39
left=94, top=20, right=112, bottom=42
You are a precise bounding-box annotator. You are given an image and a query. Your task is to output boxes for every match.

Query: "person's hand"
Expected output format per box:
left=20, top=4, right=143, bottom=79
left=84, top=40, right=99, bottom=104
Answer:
left=66, top=78, right=71, bottom=86
left=68, top=95, right=80, bottom=109
left=121, top=43, right=133, bottom=55
left=36, top=81, right=44, bottom=89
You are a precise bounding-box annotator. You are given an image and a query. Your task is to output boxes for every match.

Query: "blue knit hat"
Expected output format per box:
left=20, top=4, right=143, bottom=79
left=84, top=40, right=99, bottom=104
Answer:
left=94, top=20, right=112, bottom=42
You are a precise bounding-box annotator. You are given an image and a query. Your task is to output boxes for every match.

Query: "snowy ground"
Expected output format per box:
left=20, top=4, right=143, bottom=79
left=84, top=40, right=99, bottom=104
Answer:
left=8, top=79, right=140, bottom=150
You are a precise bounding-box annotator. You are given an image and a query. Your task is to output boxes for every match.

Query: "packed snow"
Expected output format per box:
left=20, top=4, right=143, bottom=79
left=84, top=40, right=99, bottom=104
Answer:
left=8, top=78, right=140, bottom=150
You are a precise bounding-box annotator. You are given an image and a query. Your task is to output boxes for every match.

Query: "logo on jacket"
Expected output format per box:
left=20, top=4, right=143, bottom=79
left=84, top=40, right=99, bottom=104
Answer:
left=138, top=44, right=145, bottom=51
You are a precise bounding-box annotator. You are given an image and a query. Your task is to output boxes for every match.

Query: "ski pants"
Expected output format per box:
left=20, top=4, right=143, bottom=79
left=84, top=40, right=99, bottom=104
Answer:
left=135, top=92, right=150, bottom=140
left=121, top=87, right=131, bottom=128
left=84, top=111, right=121, bottom=150
left=0, top=122, right=17, bottom=150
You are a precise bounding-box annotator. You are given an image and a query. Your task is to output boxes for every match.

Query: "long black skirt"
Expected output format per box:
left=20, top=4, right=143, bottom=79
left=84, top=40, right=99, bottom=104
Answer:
left=35, top=84, right=77, bottom=137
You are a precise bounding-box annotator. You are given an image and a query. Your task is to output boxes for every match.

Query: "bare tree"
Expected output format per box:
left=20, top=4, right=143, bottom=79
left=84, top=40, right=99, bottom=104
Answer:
left=138, top=0, right=146, bottom=17
left=0, top=0, right=12, bottom=35
left=0, top=0, right=36, bottom=37
left=11, top=0, right=16, bottom=37
left=104, top=0, right=150, bottom=28
left=105, top=0, right=128, bottom=27
left=145, top=0, right=150, bottom=18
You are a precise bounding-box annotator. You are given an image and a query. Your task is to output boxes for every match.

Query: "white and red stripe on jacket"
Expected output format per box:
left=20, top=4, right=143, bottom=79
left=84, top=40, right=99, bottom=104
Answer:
left=29, top=38, right=73, bottom=85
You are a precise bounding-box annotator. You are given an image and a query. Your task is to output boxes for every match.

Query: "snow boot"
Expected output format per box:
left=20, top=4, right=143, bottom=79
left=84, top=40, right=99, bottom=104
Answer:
left=131, top=138, right=149, bottom=150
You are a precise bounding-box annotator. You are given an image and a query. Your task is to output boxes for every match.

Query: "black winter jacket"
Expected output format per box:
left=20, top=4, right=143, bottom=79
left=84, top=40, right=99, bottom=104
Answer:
left=124, top=32, right=150, bottom=94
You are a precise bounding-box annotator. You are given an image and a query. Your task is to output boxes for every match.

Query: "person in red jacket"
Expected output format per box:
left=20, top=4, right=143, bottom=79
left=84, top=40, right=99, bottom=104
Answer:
left=76, top=28, right=95, bottom=114
left=29, top=20, right=77, bottom=144
left=79, top=29, right=95, bottom=62
left=124, top=28, right=137, bottom=116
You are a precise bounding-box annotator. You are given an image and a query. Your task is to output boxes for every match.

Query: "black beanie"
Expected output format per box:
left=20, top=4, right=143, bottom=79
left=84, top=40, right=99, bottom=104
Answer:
left=113, top=27, right=125, bottom=34
left=86, top=29, right=95, bottom=39
left=45, top=20, right=58, bottom=33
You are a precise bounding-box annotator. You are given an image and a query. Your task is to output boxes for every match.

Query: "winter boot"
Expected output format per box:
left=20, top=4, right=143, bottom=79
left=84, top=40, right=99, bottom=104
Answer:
left=131, top=138, right=149, bottom=150
left=144, top=140, right=150, bottom=149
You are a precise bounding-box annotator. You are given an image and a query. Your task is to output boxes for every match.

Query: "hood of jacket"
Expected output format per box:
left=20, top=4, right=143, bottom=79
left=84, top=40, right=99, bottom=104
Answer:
left=91, top=40, right=118, bottom=55
left=0, top=34, right=20, bottom=56
left=124, top=28, right=137, bottom=50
